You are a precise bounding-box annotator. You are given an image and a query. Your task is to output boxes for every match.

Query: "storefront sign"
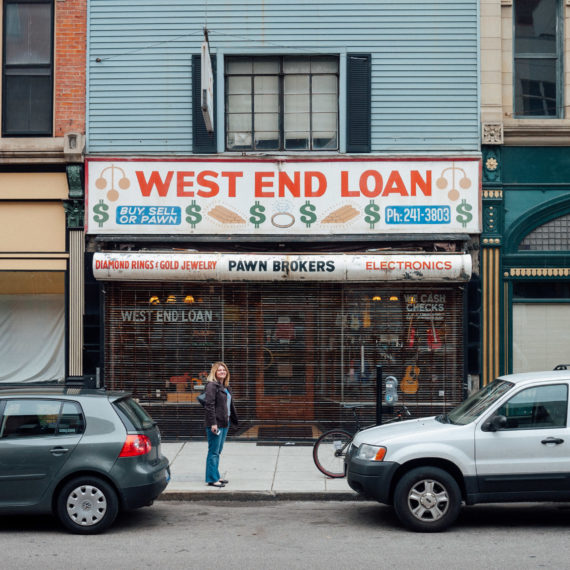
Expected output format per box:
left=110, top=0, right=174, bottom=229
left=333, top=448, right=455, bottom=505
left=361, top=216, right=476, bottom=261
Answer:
left=86, top=158, right=480, bottom=235
left=93, top=252, right=472, bottom=282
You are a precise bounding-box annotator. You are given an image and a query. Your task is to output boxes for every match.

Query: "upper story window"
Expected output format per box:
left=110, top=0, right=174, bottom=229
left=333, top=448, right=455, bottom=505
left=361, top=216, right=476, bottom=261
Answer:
left=514, top=0, right=562, bottom=118
left=225, top=56, right=339, bottom=151
left=2, top=0, right=53, bottom=136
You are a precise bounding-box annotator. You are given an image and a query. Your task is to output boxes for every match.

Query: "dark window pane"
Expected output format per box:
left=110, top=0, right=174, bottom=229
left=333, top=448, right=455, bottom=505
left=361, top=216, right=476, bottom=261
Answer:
left=113, top=397, right=155, bottom=430
left=515, top=0, right=557, bottom=55
left=58, top=402, right=85, bottom=435
left=514, top=58, right=557, bottom=116
left=4, top=74, right=52, bottom=134
left=513, top=282, right=570, bottom=299
left=5, top=3, right=52, bottom=65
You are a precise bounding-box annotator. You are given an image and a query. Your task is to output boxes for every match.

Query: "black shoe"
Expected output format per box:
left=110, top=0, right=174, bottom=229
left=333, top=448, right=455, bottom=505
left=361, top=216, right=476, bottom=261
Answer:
left=207, top=481, right=225, bottom=488
left=219, top=479, right=228, bottom=484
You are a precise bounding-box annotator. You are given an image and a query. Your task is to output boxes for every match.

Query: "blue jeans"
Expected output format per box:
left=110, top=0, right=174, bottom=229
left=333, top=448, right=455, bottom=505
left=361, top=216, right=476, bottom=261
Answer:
left=205, top=426, right=229, bottom=483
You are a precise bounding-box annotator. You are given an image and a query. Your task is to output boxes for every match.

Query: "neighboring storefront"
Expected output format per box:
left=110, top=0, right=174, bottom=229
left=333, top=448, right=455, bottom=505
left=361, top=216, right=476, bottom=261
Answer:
left=481, top=146, right=570, bottom=384
left=86, top=157, right=480, bottom=439
left=0, top=168, right=84, bottom=383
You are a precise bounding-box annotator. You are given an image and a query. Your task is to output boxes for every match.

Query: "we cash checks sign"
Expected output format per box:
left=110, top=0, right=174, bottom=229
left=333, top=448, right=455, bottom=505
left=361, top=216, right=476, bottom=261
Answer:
left=85, top=158, right=481, bottom=235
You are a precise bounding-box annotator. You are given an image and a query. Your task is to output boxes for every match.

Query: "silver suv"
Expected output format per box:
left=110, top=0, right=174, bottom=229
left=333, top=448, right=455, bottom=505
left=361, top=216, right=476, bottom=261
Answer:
left=0, top=385, right=170, bottom=534
left=346, top=370, right=570, bottom=532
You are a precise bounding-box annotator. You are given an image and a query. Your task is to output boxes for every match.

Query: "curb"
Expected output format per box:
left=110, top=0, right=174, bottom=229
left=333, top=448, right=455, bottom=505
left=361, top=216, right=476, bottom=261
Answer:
left=158, top=490, right=362, bottom=502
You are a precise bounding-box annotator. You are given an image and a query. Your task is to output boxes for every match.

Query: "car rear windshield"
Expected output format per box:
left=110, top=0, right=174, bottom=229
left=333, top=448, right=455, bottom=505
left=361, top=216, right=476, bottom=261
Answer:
left=447, top=379, right=514, bottom=425
left=113, top=397, right=155, bottom=431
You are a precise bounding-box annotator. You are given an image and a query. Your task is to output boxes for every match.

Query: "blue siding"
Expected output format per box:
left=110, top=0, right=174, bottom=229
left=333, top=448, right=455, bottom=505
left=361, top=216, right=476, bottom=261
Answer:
left=87, top=0, right=478, bottom=154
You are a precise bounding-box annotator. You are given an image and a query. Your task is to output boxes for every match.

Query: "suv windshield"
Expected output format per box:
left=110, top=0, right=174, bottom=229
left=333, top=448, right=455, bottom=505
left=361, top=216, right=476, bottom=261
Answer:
left=444, top=379, right=514, bottom=425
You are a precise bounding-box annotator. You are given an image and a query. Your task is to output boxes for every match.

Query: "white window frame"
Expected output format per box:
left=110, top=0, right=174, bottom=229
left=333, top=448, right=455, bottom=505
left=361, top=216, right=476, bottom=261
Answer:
left=215, top=51, right=347, bottom=153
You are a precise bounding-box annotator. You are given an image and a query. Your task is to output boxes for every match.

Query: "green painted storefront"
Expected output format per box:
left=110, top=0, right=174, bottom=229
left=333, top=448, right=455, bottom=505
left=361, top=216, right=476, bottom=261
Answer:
left=481, top=146, right=570, bottom=383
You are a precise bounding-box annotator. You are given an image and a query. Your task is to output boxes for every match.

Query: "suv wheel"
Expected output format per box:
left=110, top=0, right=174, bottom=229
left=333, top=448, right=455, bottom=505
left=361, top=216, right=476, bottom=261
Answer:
left=56, top=476, right=119, bottom=534
left=393, top=467, right=461, bottom=532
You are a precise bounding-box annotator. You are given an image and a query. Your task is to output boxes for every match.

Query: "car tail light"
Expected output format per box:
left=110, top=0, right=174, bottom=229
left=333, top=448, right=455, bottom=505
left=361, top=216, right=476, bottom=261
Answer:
left=119, top=434, right=152, bottom=457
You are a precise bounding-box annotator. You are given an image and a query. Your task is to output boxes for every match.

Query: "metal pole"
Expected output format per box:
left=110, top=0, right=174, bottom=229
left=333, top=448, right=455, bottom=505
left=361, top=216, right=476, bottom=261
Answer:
left=376, top=365, right=383, bottom=425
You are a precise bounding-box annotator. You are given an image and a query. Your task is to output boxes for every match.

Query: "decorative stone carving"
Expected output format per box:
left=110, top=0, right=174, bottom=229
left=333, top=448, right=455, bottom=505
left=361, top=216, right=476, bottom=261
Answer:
left=482, top=123, right=504, bottom=145
left=64, top=200, right=84, bottom=229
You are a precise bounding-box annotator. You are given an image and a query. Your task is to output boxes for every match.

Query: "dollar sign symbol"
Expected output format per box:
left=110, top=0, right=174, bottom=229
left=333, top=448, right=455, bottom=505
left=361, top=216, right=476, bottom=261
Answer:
left=249, top=201, right=266, bottom=228
left=93, top=199, right=110, bottom=228
left=185, top=200, right=202, bottom=228
left=456, top=199, right=473, bottom=228
left=364, top=200, right=381, bottom=229
left=299, top=200, right=317, bottom=228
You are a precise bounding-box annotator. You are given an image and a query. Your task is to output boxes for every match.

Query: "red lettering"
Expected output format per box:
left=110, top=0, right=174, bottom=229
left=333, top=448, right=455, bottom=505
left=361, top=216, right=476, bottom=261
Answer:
left=176, top=171, right=195, bottom=197
left=136, top=170, right=174, bottom=197
left=411, top=170, right=431, bottom=196
left=221, top=171, right=242, bottom=198
left=279, top=171, right=301, bottom=198
left=341, top=171, right=359, bottom=197
left=196, top=170, right=219, bottom=198
left=382, top=171, right=408, bottom=197
left=255, top=172, right=274, bottom=197
left=359, top=170, right=383, bottom=198
left=305, top=171, right=326, bottom=197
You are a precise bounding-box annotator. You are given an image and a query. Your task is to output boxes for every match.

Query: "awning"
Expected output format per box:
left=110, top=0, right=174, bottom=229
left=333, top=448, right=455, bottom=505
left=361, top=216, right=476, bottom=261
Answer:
left=93, top=252, right=472, bottom=282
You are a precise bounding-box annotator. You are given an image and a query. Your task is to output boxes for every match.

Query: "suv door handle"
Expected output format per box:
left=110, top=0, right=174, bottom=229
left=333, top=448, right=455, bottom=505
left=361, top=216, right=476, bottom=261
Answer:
left=50, top=447, right=70, bottom=456
left=541, top=437, right=564, bottom=445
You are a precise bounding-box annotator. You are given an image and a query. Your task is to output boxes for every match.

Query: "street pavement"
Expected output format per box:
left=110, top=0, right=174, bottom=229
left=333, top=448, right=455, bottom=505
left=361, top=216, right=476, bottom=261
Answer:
left=159, top=440, right=360, bottom=501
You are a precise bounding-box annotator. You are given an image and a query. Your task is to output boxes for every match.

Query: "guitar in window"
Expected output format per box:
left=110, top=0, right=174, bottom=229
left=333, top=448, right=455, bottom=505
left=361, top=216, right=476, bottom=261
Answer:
left=401, top=364, right=420, bottom=394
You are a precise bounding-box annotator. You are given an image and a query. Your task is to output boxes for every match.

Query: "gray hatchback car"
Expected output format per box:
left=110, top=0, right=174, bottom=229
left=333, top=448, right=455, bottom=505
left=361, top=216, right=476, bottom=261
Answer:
left=0, top=385, right=170, bottom=534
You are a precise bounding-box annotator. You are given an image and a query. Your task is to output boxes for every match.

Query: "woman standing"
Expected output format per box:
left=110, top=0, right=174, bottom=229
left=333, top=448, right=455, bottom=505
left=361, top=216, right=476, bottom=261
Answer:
left=203, top=361, right=239, bottom=487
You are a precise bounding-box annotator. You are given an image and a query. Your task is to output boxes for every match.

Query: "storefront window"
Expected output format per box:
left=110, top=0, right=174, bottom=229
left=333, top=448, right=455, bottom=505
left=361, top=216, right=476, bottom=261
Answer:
left=0, top=271, right=64, bottom=382
left=105, top=282, right=464, bottom=439
left=513, top=282, right=570, bottom=372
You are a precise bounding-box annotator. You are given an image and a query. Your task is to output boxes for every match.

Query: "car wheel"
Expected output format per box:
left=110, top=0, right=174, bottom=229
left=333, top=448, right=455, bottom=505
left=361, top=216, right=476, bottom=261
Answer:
left=56, top=476, right=119, bottom=534
left=393, top=467, right=461, bottom=532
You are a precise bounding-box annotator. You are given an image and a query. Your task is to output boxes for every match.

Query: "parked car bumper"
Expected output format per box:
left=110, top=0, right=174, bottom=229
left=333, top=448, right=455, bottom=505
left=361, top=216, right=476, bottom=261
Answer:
left=112, top=458, right=170, bottom=510
left=346, top=448, right=399, bottom=504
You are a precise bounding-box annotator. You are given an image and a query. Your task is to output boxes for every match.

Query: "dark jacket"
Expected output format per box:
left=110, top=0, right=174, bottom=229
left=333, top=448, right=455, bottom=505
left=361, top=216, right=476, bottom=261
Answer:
left=203, top=380, right=238, bottom=428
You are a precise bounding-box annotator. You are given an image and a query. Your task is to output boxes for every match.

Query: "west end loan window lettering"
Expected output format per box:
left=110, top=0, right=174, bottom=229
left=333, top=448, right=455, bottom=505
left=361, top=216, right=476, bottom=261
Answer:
left=225, top=56, right=339, bottom=151
left=2, top=0, right=54, bottom=136
left=514, top=0, right=561, bottom=118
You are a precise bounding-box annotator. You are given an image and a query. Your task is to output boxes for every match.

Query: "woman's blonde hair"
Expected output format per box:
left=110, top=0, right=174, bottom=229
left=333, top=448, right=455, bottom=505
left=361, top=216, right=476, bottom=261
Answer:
left=207, top=361, right=230, bottom=387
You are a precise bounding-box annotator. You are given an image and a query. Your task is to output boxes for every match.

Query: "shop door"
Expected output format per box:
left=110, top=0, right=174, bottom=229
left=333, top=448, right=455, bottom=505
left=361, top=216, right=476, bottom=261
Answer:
left=255, top=293, right=315, bottom=421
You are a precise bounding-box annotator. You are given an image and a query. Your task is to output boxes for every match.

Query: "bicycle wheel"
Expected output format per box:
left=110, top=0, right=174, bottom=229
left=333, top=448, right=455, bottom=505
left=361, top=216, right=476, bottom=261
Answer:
left=313, top=429, right=353, bottom=478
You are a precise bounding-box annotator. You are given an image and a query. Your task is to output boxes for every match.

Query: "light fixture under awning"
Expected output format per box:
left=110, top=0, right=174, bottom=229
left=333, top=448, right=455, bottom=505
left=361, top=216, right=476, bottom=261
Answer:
left=93, top=252, right=472, bottom=282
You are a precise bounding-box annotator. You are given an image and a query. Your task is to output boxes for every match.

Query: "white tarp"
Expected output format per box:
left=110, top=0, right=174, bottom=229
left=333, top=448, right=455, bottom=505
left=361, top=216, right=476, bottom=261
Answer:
left=0, top=294, right=65, bottom=383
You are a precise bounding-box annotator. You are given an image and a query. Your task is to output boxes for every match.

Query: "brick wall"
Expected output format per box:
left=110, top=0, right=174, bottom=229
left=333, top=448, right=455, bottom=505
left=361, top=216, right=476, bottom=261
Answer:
left=54, top=0, right=86, bottom=136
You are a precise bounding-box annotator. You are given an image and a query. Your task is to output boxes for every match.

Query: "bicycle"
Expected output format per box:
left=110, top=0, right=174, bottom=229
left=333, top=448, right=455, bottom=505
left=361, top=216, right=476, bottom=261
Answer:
left=312, top=403, right=411, bottom=478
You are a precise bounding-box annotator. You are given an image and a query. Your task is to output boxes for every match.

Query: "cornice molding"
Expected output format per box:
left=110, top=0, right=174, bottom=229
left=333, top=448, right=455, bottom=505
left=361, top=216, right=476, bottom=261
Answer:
left=503, top=123, right=570, bottom=146
left=0, top=134, right=85, bottom=164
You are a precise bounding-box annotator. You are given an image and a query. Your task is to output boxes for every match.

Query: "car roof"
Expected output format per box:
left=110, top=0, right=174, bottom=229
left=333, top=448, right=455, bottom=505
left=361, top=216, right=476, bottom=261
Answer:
left=496, top=370, right=570, bottom=385
left=0, top=384, right=130, bottom=400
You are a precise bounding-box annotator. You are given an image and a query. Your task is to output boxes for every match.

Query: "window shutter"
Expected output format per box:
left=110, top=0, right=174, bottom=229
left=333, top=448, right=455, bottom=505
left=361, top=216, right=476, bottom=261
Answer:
left=346, top=54, right=371, bottom=153
left=192, top=54, right=217, bottom=154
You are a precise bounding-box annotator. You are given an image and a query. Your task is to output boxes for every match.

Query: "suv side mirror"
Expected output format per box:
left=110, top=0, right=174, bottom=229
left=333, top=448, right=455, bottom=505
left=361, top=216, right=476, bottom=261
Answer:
left=482, top=414, right=507, bottom=432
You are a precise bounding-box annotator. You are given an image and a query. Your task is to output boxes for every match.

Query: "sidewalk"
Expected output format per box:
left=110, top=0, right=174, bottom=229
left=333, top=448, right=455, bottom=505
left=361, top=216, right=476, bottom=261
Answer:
left=159, top=440, right=360, bottom=501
